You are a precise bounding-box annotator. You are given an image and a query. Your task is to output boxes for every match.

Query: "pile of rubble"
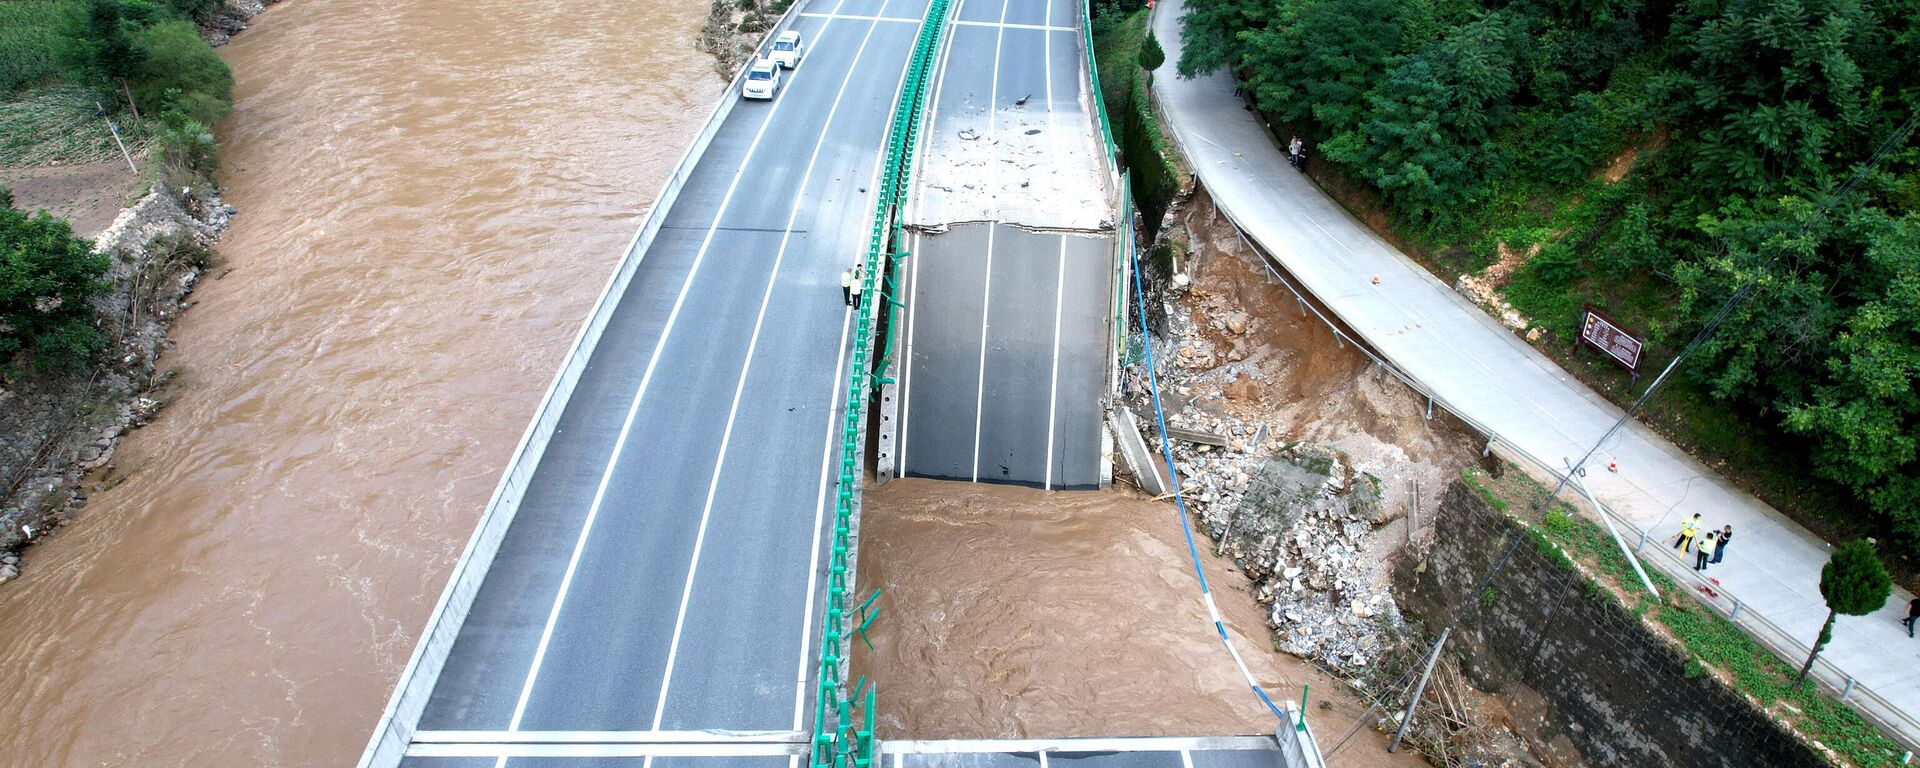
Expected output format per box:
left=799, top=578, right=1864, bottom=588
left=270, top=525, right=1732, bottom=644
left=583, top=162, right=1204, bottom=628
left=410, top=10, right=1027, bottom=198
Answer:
left=1165, top=418, right=1402, bottom=677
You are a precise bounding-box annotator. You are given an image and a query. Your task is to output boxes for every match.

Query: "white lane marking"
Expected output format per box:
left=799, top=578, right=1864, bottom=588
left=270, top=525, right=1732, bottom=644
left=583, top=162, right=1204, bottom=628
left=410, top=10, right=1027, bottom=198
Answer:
left=1041, top=0, right=1060, bottom=491
left=1044, top=237, right=1065, bottom=490
left=1180, top=751, right=1196, bottom=768
left=801, top=11, right=919, bottom=22
left=1038, top=752, right=1051, bottom=768
left=970, top=225, right=995, bottom=483
left=969, top=0, right=1011, bottom=483
left=498, top=0, right=855, bottom=758
left=651, top=0, right=898, bottom=728
left=899, top=230, right=921, bottom=474
left=953, top=19, right=1073, bottom=31
left=793, top=0, right=917, bottom=728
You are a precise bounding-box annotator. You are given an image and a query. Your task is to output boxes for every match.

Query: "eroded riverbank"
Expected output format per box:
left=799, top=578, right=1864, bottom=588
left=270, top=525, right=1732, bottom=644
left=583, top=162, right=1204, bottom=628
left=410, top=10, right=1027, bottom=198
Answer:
left=0, top=0, right=716, bottom=764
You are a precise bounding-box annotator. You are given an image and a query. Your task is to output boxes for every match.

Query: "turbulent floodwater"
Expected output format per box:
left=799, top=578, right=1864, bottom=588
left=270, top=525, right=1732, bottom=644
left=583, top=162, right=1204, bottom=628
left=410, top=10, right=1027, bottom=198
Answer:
left=0, top=1, right=716, bottom=765
left=852, top=479, right=1427, bottom=768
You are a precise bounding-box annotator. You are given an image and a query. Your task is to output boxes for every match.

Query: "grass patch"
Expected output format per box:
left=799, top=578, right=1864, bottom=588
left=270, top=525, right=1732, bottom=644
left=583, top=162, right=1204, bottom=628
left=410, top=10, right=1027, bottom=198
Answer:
left=1464, top=466, right=1907, bottom=767
left=0, top=0, right=85, bottom=92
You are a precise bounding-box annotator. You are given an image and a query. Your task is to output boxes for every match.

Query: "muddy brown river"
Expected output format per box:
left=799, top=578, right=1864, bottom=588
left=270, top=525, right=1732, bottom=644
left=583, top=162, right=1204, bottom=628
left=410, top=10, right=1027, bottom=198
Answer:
left=0, top=0, right=715, bottom=764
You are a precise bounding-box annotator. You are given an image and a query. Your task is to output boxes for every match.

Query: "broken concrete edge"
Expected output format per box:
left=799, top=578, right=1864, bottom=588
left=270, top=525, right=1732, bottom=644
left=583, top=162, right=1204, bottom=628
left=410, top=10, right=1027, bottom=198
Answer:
left=1108, top=406, right=1166, bottom=497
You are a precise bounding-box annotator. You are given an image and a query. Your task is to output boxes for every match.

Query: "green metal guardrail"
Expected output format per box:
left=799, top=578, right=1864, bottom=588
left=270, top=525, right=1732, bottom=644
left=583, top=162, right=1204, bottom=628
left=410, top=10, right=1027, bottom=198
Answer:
left=810, top=2, right=951, bottom=767
left=1081, top=0, right=1119, bottom=159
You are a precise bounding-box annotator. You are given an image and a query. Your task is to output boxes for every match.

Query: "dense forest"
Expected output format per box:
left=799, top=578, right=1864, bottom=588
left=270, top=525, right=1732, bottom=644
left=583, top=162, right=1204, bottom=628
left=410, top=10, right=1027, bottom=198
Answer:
left=1178, top=0, right=1920, bottom=553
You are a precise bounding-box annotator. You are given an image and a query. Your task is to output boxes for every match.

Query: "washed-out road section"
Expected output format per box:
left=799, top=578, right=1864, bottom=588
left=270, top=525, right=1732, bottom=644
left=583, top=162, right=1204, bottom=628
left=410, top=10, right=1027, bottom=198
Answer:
left=895, top=0, right=1114, bottom=490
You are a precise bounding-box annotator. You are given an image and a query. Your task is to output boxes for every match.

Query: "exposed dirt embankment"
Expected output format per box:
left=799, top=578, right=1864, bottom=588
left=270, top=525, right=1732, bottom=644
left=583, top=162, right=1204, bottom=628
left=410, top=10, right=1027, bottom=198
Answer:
left=0, top=186, right=229, bottom=578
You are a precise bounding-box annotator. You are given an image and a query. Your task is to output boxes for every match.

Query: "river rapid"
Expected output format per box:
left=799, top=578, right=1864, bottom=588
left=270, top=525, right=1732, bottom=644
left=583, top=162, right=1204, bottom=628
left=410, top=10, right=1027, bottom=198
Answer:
left=0, top=0, right=715, bottom=764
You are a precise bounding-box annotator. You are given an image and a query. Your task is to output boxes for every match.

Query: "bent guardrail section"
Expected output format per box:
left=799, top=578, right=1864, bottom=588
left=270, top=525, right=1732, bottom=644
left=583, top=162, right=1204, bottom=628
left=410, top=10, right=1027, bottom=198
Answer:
left=352, top=7, right=810, bottom=767
left=812, top=3, right=952, bottom=767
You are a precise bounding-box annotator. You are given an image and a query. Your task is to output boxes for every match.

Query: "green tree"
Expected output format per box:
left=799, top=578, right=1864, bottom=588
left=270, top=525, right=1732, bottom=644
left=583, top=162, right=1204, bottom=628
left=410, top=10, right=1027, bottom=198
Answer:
left=1798, top=540, right=1892, bottom=685
left=1175, top=0, right=1271, bottom=78
left=1239, top=0, right=1408, bottom=134
left=1328, top=55, right=1472, bottom=221
left=1675, top=196, right=1846, bottom=405
left=1, top=201, right=110, bottom=371
left=1783, top=215, right=1920, bottom=542
left=130, top=18, right=231, bottom=126
left=1657, top=0, right=1874, bottom=196
left=86, top=0, right=146, bottom=119
left=1139, top=29, right=1165, bottom=72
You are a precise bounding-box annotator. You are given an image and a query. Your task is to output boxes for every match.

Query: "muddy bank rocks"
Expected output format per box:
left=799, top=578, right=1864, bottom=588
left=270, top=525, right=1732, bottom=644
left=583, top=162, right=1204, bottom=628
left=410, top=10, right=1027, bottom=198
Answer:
left=0, top=186, right=226, bottom=567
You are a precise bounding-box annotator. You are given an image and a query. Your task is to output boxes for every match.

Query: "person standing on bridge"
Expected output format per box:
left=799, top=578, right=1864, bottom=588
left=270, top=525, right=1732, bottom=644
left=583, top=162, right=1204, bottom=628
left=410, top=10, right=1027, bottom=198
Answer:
left=849, top=262, right=866, bottom=309
left=1903, top=597, right=1919, bottom=638
left=841, top=267, right=855, bottom=306
left=1694, top=532, right=1714, bottom=571
left=1288, top=136, right=1303, bottom=169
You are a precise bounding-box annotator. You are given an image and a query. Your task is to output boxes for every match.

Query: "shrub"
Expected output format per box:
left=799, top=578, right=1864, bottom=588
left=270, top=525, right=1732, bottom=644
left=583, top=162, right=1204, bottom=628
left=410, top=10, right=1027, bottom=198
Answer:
left=1138, top=30, right=1164, bottom=72
left=1, top=197, right=110, bottom=373
left=130, top=18, right=230, bottom=125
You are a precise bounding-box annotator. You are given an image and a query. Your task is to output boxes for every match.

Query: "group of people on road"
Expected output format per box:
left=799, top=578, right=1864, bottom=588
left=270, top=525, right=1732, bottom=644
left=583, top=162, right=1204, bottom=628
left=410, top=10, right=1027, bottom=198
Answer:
left=1671, top=513, right=1733, bottom=572
left=1674, top=514, right=1920, bottom=641
left=839, top=262, right=866, bottom=308
left=1287, top=135, right=1307, bottom=170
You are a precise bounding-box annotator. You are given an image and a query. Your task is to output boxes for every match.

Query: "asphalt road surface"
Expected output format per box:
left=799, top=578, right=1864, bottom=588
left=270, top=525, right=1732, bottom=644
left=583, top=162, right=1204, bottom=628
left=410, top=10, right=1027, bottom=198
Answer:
left=898, top=224, right=1108, bottom=488
left=895, top=0, right=1114, bottom=490
left=376, top=0, right=930, bottom=763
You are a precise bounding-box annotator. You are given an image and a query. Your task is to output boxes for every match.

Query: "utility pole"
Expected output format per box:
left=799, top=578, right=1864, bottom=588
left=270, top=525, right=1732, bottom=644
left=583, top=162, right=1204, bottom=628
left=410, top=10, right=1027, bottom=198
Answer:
left=97, top=101, right=138, bottom=176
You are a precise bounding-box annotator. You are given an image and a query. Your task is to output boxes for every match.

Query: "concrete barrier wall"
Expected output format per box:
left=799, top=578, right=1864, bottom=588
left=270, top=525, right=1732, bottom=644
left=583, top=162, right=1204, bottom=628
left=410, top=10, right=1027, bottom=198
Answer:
left=353, top=7, right=810, bottom=766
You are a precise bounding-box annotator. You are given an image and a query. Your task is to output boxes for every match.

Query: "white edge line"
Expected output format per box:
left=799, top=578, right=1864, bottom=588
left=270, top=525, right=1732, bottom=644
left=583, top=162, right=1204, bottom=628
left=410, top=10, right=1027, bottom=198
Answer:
left=1044, top=237, right=1065, bottom=490
left=970, top=223, right=995, bottom=483
left=899, top=228, right=920, bottom=475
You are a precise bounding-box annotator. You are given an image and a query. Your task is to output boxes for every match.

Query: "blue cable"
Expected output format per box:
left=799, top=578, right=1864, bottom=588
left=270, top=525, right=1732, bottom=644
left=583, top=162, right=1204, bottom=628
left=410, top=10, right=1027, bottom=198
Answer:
left=1127, top=235, right=1288, bottom=722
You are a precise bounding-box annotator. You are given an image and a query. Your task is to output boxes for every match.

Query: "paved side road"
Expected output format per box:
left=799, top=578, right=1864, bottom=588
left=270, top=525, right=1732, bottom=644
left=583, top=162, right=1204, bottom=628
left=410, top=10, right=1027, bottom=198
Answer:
left=1149, top=0, right=1920, bottom=743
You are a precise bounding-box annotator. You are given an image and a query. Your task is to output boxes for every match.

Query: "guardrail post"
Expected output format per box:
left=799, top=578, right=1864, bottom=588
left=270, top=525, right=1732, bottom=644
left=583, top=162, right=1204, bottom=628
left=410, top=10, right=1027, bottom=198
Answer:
left=1842, top=676, right=1856, bottom=701
left=1730, top=599, right=1741, bottom=621
left=1425, top=396, right=1433, bottom=421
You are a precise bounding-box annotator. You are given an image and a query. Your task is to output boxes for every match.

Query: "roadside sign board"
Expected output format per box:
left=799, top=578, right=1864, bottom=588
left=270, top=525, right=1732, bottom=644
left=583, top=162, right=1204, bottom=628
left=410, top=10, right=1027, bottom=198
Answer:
left=1580, top=305, right=1643, bottom=371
